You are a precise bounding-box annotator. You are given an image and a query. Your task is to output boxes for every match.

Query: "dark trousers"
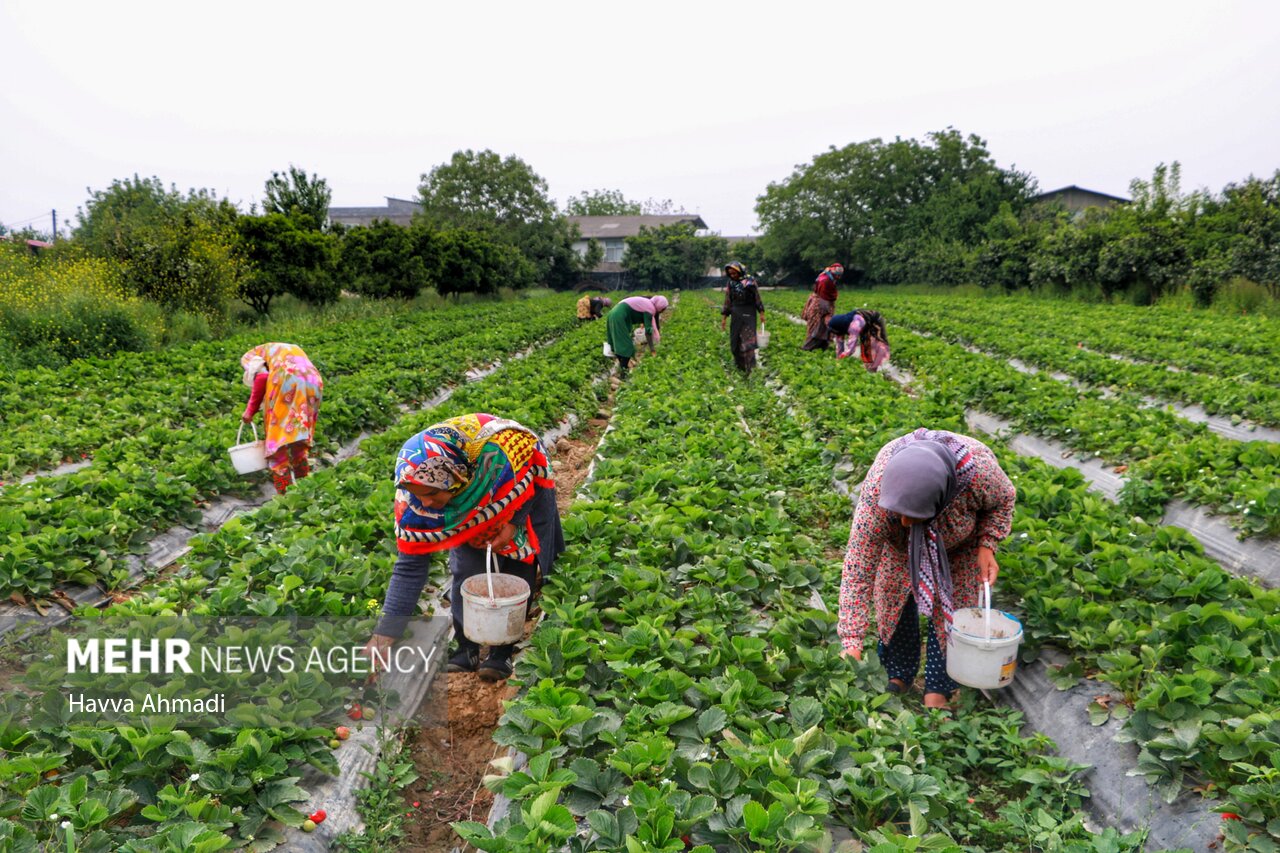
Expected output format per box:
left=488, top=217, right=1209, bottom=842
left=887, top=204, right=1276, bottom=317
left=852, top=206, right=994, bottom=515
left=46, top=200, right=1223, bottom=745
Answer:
left=878, top=594, right=958, bottom=694
left=616, top=355, right=631, bottom=373
left=450, top=546, right=540, bottom=658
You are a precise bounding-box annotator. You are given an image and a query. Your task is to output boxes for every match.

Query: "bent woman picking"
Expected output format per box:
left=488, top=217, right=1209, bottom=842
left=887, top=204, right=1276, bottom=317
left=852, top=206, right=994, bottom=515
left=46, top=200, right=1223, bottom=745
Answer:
left=367, top=413, right=564, bottom=682
left=839, top=428, right=1016, bottom=709
left=240, top=342, right=323, bottom=494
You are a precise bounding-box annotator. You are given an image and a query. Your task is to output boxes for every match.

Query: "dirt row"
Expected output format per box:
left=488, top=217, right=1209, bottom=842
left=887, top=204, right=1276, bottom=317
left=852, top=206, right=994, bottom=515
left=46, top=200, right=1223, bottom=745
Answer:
left=398, top=378, right=619, bottom=852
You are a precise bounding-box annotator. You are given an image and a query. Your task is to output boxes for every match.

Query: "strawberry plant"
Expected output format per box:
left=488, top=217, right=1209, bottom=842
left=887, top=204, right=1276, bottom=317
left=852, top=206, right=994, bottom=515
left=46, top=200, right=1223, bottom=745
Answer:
left=764, top=295, right=1279, bottom=840
left=462, top=300, right=1147, bottom=851
left=0, top=316, right=613, bottom=849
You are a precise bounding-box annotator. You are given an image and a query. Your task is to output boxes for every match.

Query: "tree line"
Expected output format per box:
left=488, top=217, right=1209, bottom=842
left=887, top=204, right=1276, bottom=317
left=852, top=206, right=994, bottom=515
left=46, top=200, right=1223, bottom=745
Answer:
left=753, top=129, right=1280, bottom=306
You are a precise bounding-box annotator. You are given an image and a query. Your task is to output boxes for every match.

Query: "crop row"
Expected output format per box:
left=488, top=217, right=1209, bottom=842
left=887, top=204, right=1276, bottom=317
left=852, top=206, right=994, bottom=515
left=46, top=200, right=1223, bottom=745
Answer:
left=0, top=318, right=613, bottom=852
left=882, top=293, right=1280, bottom=368
left=457, top=300, right=1145, bottom=852
left=0, top=295, right=579, bottom=479
left=762, top=312, right=1279, bottom=844
left=0, top=301, right=581, bottom=599
left=869, top=293, right=1280, bottom=427
left=770, top=290, right=1280, bottom=539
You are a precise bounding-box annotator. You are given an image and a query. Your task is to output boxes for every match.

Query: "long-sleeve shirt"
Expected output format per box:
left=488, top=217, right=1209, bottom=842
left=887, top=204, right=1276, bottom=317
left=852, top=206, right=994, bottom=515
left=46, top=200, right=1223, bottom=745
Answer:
left=243, top=371, right=267, bottom=420
left=837, top=432, right=1016, bottom=654
left=375, top=484, right=558, bottom=638
left=814, top=271, right=839, bottom=304
left=722, top=279, right=765, bottom=316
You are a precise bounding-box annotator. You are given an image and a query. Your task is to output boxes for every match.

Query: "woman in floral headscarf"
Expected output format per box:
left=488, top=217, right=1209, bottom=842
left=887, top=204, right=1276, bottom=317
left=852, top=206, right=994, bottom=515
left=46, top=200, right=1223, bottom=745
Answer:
left=240, top=343, right=323, bottom=494
left=838, top=428, right=1015, bottom=709
left=367, top=413, right=564, bottom=682
left=604, top=294, right=669, bottom=377
left=801, top=263, right=843, bottom=351
left=828, top=308, right=891, bottom=372
left=720, top=262, right=765, bottom=375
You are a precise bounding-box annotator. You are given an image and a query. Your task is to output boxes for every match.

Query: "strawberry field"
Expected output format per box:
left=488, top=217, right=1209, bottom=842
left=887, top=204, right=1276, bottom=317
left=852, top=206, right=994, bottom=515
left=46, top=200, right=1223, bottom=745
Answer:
left=0, top=291, right=1277, bottom=851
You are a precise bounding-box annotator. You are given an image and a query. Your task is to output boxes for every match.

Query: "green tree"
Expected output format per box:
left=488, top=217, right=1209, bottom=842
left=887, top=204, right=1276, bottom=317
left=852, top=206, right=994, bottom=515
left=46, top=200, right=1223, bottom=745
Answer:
left=755, top=129, right=1034, bottom=283
left=74, top=175, right=244, bottom=317
left=418, top=149, right=587, bottom=288
left=263, top=165, right=332, bottom=230
left=565, top=189, right=642, bottom=216
left=433, top=229, right=535, bottom=298
left=419, top=149, right=556, bottom=230
left=623, top=223, right=728, bottom=290
left=339, top=220, right=433, bottom=299
left=237, top=213, right=339, bottom=314
left=580, top=238, right=604, bottom=273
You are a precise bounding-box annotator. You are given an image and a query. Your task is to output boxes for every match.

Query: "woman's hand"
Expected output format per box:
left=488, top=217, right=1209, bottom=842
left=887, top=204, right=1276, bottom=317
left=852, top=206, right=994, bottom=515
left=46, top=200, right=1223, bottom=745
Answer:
left=977, top=546, right=1000, bottom=586
left=241, top=413, right=253, bottom=424
left=487, top=522, right=517, bottom=552
left=841, top=645, right=863, bottom=662
left=721, top=317, right=726, bottom=331
left=362, top=633, right=396, bottom=679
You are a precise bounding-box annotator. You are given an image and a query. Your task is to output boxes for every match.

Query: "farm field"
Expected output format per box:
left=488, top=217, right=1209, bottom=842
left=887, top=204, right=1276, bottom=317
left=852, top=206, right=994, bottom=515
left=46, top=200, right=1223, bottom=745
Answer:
left=1, top=291, right=1277, bottom=851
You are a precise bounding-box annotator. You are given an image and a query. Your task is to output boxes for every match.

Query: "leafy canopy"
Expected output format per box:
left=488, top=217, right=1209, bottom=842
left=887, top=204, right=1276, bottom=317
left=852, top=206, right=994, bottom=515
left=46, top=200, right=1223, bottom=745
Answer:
left=623, top=223, right=728, bottom=290
left=564, top=190, right=687, bottom=217
left=263, top=165, right=332, bottom=230
left=755, top=129, right=1034, bottom=283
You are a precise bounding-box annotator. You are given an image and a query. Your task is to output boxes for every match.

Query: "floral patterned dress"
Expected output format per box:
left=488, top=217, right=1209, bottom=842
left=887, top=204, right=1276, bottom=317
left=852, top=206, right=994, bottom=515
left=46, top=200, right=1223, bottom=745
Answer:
left=837, top=430, right=1016, bottom=654
left=243, top=343, right=323, bottom=455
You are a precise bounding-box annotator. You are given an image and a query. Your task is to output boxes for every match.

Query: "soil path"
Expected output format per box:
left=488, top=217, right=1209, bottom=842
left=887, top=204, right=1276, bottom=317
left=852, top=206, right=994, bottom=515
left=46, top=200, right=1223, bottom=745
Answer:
left=398, top=380, right=617, bottom=851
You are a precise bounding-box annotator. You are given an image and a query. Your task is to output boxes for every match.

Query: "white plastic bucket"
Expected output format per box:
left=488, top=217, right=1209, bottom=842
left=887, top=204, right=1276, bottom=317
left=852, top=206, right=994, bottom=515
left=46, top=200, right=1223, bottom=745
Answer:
left=460, top=545, right=530, bottom=646
left=228, top=422, right=268, bottom=474
left=603, top=340, right=614, bottom=358
left=946, top=582, right=1023, bottom=689
left=756, top=328, right=770, bottom=350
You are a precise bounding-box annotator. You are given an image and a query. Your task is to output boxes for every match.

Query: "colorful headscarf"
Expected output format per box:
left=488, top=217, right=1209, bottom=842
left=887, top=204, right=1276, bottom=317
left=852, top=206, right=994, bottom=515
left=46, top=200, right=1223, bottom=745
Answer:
left=724, top=261, right=746, bottom=278
left=394, top=413, right=553, bottom=562
left=877, top=429, right=976, bottom=629
left=650, top=295, right=669, bottom=313
left=824, top=263, right=844, bottom=280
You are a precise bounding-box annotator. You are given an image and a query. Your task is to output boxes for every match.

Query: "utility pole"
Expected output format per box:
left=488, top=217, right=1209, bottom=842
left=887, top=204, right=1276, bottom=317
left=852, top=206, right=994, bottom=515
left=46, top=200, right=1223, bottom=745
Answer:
left=51, top=209, right=56, bottom=241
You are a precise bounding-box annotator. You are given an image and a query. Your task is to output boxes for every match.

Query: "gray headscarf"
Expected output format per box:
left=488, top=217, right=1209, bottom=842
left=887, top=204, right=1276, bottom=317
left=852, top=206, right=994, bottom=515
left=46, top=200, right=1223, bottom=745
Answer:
left=878, top=441, right=960, bottom=621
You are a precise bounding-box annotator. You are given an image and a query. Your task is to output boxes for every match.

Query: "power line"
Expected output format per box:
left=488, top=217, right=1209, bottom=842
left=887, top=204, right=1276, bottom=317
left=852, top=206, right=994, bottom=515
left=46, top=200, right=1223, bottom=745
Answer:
left=1, top=211, right=55, bottom=229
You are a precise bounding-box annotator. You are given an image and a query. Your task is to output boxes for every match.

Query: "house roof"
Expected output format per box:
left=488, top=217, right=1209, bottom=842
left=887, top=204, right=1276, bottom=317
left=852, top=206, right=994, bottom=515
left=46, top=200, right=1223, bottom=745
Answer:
left=1032, top=185, right=1130, bottom=204
left=567, top=214, right=708, bottom=239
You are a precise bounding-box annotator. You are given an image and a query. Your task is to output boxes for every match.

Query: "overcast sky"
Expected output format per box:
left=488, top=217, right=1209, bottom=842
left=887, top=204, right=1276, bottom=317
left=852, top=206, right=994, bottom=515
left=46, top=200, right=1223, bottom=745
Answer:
left=3, top=1, right=1278, bottom=237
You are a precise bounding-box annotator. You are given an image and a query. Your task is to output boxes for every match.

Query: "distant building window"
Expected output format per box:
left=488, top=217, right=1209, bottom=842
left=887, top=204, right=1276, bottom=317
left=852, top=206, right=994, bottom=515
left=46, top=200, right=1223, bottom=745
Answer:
left=604, top=239, right=625, bottom=263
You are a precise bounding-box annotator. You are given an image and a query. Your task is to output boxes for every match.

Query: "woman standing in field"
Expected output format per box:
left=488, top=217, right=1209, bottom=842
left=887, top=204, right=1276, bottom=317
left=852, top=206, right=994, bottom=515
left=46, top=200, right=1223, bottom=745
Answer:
left=800, top=263, right=843, bottom=350
left=720, top=262, right=765, bottom=375
left=605, top=294, right=669, bottom=377
left=828, top=308, right=891, bottom=372
left=240, top=342, right=323, bottom=495
left=839, top=428, right=1016, bottom=709
left=367, top=413, right=564, bottom=682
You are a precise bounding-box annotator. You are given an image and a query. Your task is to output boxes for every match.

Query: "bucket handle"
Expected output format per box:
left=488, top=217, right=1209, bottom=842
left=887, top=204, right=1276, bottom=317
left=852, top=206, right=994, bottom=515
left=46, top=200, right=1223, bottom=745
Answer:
left=981, top=581, right=993, bottom=647
left=236, top=421, right=259, bottom=445
left=485, top=544, right=497, bottom=602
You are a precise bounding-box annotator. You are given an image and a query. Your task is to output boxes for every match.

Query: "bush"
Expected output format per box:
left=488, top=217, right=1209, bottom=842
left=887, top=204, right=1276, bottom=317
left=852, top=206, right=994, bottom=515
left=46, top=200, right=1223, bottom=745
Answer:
left=75, top=175, right=245, bottom=320
left=1213, top=277, right=1272, bottom=315
left=237, top=213, right=339, bottom=314
left=339, top=220, right=432, bottom=299
left=0, top=254, right=158, bottom=365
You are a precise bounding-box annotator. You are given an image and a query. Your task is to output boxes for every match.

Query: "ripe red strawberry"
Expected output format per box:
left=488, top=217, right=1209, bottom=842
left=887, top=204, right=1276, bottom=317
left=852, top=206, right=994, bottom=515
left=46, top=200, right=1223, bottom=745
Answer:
left=308, top=809, right=326, bottom=824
